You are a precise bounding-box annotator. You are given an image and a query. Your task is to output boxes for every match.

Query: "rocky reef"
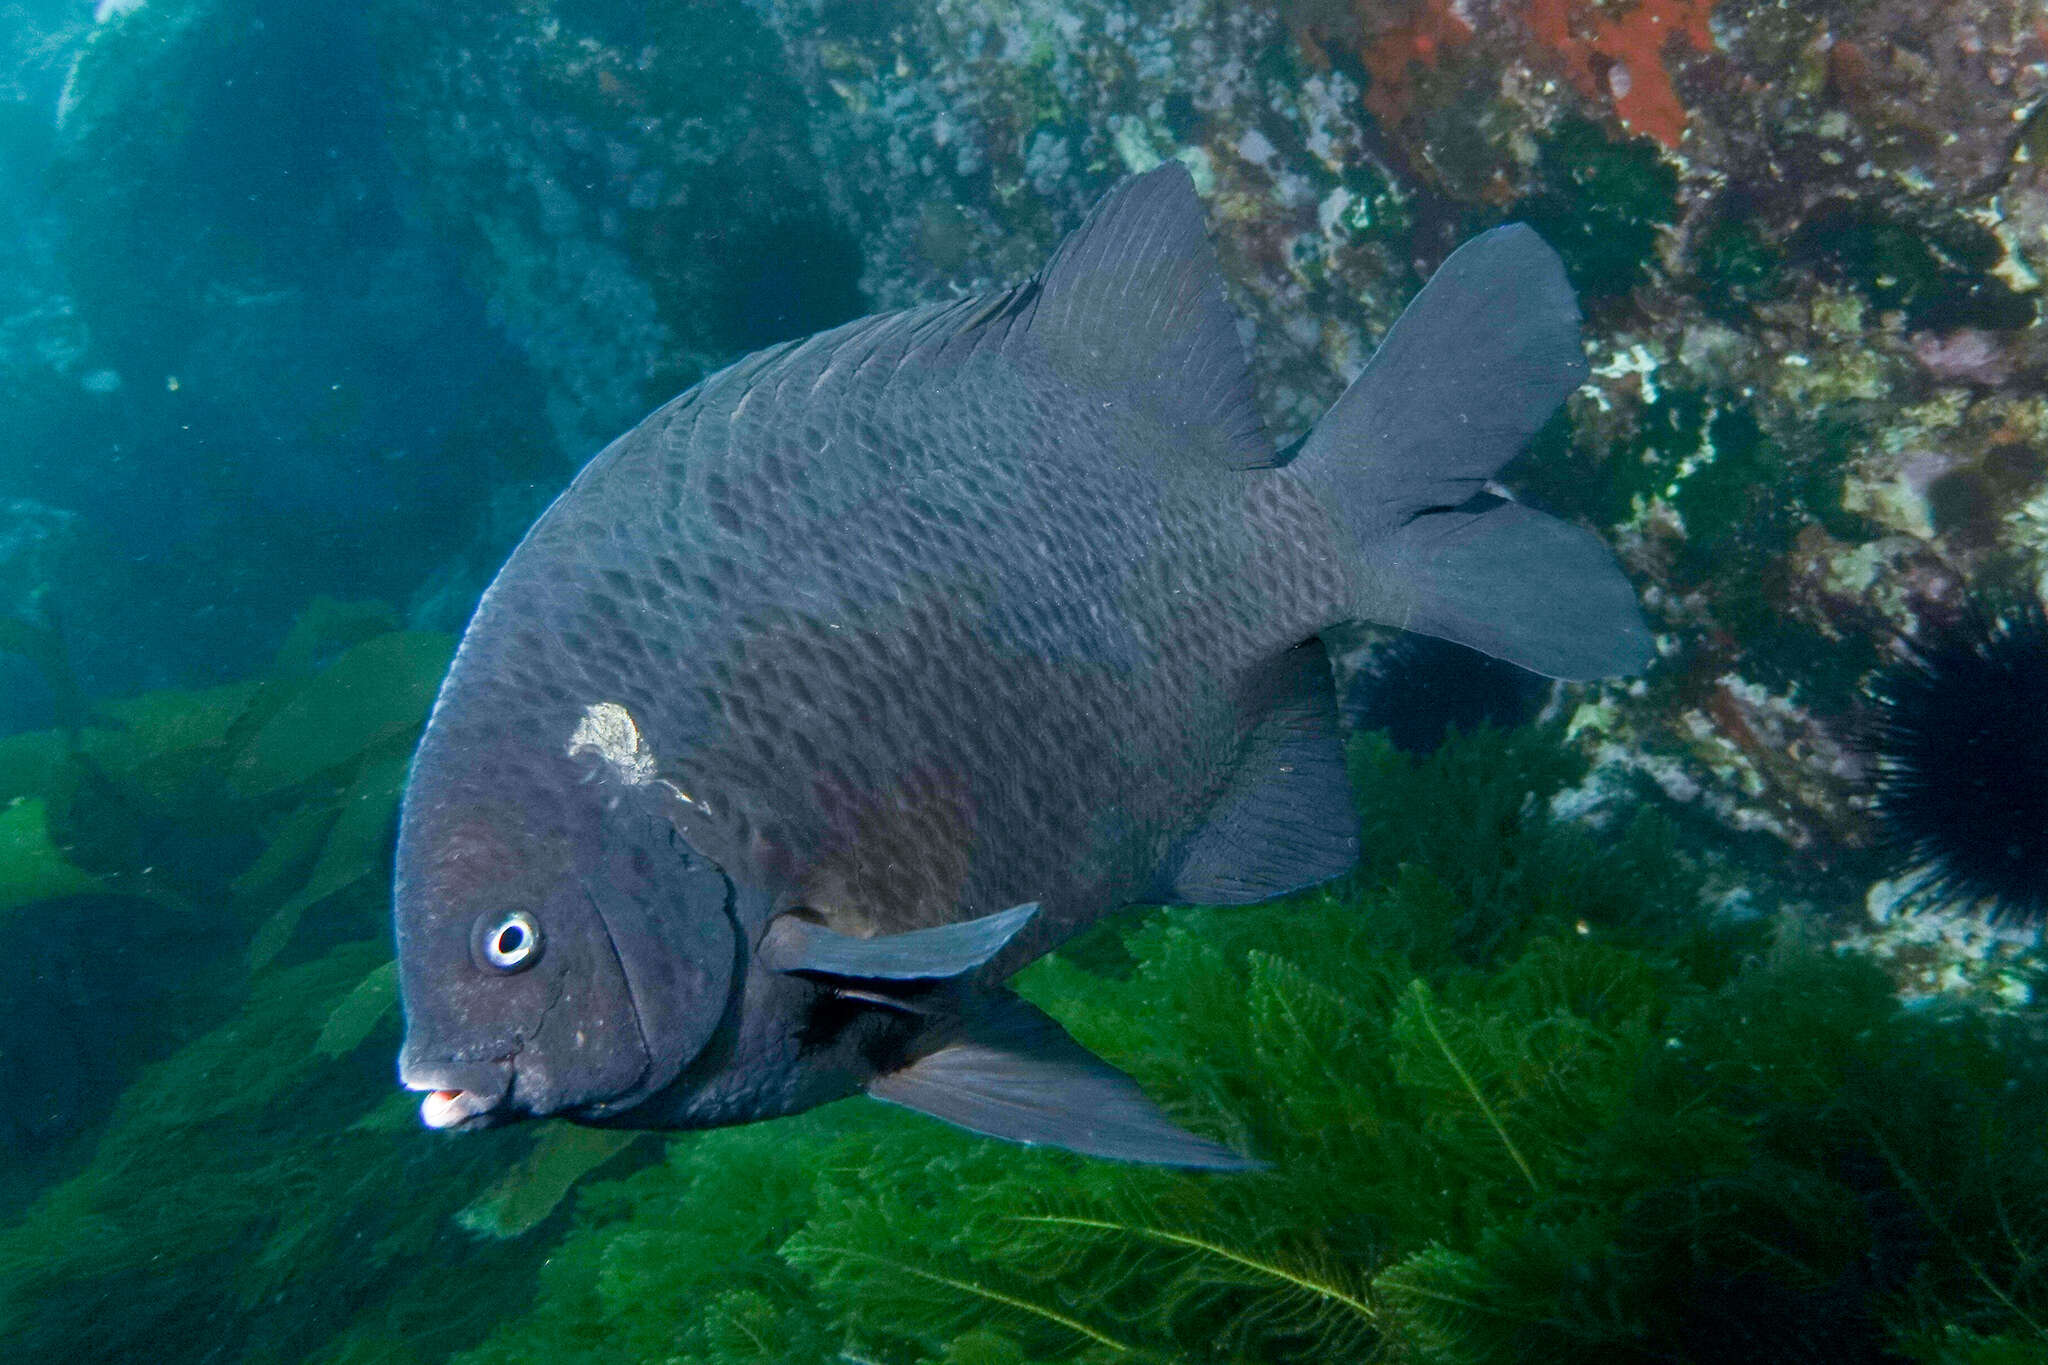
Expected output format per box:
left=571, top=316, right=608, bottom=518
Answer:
left=731, top=0, right=2048, bottom=992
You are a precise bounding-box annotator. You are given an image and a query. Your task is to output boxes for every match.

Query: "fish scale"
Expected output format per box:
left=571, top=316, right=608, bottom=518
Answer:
left=590, top=334, right=1253, bottom=929
left=394, top=163, right=1652, bottom=1165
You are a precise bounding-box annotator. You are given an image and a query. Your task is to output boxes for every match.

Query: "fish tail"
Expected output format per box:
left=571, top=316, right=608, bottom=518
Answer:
left=1288, top=226, right=1652, bottom=681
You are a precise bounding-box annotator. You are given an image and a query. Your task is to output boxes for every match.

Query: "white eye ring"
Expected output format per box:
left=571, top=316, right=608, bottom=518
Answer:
left=478, top=910, right=542, bottom=972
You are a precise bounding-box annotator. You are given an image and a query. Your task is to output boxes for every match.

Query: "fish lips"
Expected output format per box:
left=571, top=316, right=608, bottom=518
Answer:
left=399, top=1032, right=600, bottom=1131
left=400, top=1054, right=517, bottom=1131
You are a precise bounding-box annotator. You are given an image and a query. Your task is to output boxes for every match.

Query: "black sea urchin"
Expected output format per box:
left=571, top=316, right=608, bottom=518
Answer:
left=1339, top=633, right=1550, bottom=755
left=1866, top=597, right=2048, bottom=925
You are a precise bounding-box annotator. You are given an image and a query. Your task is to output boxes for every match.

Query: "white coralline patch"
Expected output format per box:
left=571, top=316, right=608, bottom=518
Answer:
left=568, top=701, right=663, bottom=788
left=1317, top=187, right=1352, bottom=236
left=1112, top=118, right=1163, bottom=174
left=567, top=701, right=708, bottom=814
left=1235, top=128, right=1276, bottom=167
left=1845, top=877, right=2042, bottom=1007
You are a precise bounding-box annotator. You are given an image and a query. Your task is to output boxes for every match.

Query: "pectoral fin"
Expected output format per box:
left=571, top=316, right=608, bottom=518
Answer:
left=759, top=902, right=1039, bottom=981
left=867, top=991, right=1260, bottom=1170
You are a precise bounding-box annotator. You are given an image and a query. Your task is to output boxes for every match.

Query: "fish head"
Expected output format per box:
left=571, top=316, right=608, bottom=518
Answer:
left=393, top=693, right=739, bottom=1131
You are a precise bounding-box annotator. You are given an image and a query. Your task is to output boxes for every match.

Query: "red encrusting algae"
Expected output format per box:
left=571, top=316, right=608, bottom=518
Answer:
left=1357, top=0, right=1477, bottom=127
left=1524, top=0, right=1717, bottom=149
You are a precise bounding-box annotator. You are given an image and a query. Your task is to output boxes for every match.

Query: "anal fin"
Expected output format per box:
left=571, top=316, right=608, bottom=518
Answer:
left=868, top=991, right=1259, bottom=1169
left=1159, top=639, right=1359, bottom=905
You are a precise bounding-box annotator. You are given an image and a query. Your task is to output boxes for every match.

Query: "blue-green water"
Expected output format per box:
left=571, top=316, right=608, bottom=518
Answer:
left=2, top=1, right=2045, bottom=1361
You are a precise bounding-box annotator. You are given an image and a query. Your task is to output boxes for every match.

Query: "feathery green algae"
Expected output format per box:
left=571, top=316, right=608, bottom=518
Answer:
left=2, top=660, right=2044, bottom=1363
left=424, top=728, right=2046, bottom=1365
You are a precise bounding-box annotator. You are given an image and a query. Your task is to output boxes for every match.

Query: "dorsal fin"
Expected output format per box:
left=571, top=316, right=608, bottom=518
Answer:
left=1017, top=163, right=1271, bottom=468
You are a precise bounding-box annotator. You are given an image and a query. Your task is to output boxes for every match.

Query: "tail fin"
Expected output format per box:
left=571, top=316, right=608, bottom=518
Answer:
left=1289, top=225, right=1653, bottom=681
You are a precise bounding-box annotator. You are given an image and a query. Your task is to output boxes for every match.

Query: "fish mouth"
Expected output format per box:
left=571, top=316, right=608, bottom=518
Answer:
left=400, top=1056, right=517, bottom=1131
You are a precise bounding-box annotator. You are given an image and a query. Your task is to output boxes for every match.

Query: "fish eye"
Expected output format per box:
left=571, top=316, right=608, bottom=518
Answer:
left=474, top=909, right=543, bottom=973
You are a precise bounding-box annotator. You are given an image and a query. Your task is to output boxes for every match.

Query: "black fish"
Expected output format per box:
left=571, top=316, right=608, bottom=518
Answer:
left=394, top=165, right=1651, bottom=1168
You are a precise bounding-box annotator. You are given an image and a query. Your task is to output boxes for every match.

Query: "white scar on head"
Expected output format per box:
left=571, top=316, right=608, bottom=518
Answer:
left=567, top=701, right=706, bottom=812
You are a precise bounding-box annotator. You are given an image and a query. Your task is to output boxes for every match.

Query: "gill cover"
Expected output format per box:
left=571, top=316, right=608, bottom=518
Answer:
left=578, top=797, right=740, bottom=1115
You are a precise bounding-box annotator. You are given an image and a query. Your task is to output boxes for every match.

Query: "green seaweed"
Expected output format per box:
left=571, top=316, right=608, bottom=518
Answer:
left=0, top=796, right=107, bottom=911
left=1692, top=209, right=1789, bottom=321
left=271, top=597, right=406, bottom=677
left=0, top=624, right=449, bottom=929
left=1790, top=201, right=2037, bottom=334
left=0, top=618, right=471, bottom=1237
left=4, top=671, right=2044, bottom=1363
left=456, top=1128, right=644, bottom=1240
left=0, top=727, right=69, bottom=806
left=0, top=939, right=555, bottom=1365
left=410, top=727, right=2043, bottom=1365
left=233, top=798, right=345, bottom=904
left=316, top=960, right=399, bottom=1059
left=1510, top=117, right=1680, bottom=304
left=247, top=749, right=411, bottom=969
left=229, top=632, right=452, bottom=799
left=0, top=617, right=578, bottom=1365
